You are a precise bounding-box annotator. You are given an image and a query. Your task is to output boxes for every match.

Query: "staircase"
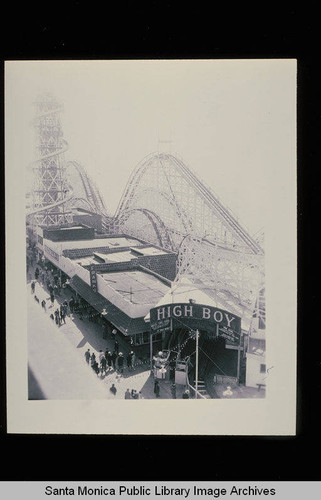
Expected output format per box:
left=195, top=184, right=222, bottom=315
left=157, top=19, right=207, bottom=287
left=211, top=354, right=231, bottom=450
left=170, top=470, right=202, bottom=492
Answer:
left=193, top=378, right=211, bottom=399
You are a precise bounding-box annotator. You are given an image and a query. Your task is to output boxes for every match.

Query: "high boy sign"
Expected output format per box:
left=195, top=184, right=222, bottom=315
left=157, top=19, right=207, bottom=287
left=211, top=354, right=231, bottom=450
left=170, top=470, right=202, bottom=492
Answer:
left=150, top=302, right=241, bottom=344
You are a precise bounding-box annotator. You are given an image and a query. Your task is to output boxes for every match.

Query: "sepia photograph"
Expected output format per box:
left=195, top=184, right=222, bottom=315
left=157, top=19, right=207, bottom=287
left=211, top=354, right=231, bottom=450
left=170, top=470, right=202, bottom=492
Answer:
left=5, top=59, right=297, bottom=434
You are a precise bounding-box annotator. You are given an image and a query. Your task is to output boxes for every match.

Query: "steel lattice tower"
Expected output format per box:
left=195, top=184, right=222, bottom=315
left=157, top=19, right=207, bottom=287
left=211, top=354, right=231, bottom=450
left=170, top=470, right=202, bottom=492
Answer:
left=31, top=93, right=73, bottom=227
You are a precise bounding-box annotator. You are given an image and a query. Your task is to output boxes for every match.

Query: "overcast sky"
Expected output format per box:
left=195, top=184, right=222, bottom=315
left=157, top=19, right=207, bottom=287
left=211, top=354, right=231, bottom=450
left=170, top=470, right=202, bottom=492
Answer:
left=5, top=59, right=296, bottom=236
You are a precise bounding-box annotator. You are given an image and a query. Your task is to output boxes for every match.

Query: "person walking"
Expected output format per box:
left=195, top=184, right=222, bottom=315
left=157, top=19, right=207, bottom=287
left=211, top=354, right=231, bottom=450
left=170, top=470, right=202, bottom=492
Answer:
left=31, top=281, right=36, bottom=294
left=85, top=349, right=91, bottom=364
left=92, top=360, right=99, bottom=376
left=41, top=299, right=46, bottom=312
left=63, top=300, right=69, bottom=317
left=110, top=384, right=117, bottom=396
left=124, top=389, right=131, bottom=399
left=129, top=350, right=135, bottom=370
left=54, top=309, right=60, bottom=326
left=34, top=267, right=39, bottom=280
left=171, top=383, right=177, bottom=399
left=111, top=351, right=117, bottom=370
left=98, top=350, right=104, bottom=364
left=105, top=349, right=112, bottom=370
left=100, top=355, right=107, bottom=375
left=117, top=352, right=124, bottom=374
left=114, top=339, right=119, bottom=354
left=126, top=353, right=132, bottom=371
left=90, top=352, right=96, bottom=366
left=60, top=305, right=66, bottom=324
left=50, top=291, right=55, bottom=308
left=154, top=379, right=160, bottom=398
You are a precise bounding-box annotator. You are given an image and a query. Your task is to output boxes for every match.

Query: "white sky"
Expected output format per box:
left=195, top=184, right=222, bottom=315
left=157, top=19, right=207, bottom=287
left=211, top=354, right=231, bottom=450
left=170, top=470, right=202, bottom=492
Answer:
left=5, top=59, right=296, bottom=236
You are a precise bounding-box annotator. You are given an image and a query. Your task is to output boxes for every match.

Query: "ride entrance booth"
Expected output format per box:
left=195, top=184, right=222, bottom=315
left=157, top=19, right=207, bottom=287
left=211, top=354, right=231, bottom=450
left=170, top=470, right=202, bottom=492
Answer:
left=148, top=289, right=242, bottom=393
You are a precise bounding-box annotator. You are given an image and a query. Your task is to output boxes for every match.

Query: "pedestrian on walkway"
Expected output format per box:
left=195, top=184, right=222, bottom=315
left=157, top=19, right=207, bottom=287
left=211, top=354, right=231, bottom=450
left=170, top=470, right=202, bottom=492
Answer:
left=63, top=300, right=69, bottom=316
left=92, top=360, right=99, bottom=376
left=90, top=352, right=96, bottom=366
left=31, top=281, right=36, bottom=294
left=100, top=355, right=107, bottom=375
left=34, top=267, right=39, bottom=280
left=114, top=339, right=119, bottom=354
left=126, top=353, right=132, bottom=371
left=41, top=299, right=46, bottom=312
left=154, top=379, right=160, bottom=398
left=117, top=352, right=124, bottom=374
left=50, top=291, right=55, bottom=307
left=110, top=384, right=117, bottom=396
left=54, top=309, right=60, bottom=326
left=138, top=391, right=143, bottom=399
left=111, top=351, right=117, bottom=369
left=98, top=350, right=104, bottom=364
left=182, top=389, right=190, bottom=399
left=129, top=350, right=135, bottom=369
left=171, top=383, right=177, bottom=399
left=60, top=305, right=66, bottom=324
left=85, top=349, right=91, bottom=364
left=105, top=349, right=112, bottom=370
left=124, top=389, right=131, bottom=399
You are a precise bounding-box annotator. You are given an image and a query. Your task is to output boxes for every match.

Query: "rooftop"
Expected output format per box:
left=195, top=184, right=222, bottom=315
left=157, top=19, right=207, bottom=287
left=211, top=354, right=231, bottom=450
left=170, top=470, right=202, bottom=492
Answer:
left=55, top=235, right=143, bottom=250
left=98, top=269, right=170, bottom=306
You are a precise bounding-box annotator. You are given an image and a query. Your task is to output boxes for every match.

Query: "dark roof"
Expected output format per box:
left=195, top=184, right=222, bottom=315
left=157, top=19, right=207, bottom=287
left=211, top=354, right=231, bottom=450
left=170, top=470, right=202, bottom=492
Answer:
left=69, top=275, right=148, bottom=335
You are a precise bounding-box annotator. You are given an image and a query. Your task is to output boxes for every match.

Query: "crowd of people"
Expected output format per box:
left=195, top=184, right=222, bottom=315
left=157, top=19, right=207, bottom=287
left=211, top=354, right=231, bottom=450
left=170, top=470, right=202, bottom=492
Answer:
left=84, top=346, right=136, bottom=377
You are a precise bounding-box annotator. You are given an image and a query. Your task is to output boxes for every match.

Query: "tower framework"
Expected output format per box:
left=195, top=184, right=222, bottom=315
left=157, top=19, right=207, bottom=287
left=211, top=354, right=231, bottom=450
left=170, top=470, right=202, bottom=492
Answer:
left=31, top=93, right=73, bottom=227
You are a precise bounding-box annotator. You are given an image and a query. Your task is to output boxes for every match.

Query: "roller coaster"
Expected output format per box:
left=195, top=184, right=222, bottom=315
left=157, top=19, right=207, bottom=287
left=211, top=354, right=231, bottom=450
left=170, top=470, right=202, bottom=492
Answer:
left=27, top=93, right=265, bottom=330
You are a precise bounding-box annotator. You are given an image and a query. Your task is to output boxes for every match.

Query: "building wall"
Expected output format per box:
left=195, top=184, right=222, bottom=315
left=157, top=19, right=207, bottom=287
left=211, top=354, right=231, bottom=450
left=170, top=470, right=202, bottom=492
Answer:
left=43, top=226, right=95, bottom=242
left=245, top=353, right=266, bottom=388
left=137, top=253, right=177, bottom=281
left=73, top=213, right=102, bottom=232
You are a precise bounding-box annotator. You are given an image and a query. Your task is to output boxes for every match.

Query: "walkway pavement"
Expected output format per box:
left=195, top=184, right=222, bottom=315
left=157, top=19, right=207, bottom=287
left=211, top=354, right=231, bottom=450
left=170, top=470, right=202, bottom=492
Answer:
left=27, top=279, right=183, bottom=400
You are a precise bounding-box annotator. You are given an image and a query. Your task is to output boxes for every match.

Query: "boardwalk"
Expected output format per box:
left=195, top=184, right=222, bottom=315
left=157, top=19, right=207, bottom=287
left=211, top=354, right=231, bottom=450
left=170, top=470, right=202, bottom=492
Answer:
left=27, top=280, right=182, bottom=400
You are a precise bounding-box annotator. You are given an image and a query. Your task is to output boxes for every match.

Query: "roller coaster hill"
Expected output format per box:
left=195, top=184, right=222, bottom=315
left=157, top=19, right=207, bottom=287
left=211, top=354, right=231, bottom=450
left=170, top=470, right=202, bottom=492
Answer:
left=26, top=93, right=266, bottom=398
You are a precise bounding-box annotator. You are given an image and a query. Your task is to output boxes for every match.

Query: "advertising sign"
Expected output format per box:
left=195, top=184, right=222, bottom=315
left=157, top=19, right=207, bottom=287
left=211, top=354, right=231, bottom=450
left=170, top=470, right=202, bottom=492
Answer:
left=150, top=302, right=241, bottom=344
left=90, top=265, right=98, bottom=293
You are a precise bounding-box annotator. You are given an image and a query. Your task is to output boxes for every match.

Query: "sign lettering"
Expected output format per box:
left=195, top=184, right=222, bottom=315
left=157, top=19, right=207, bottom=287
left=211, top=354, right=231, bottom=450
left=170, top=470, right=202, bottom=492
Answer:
left=90, top=265, right=98, bottom=293
left=150, top=303, right=241, bottom=344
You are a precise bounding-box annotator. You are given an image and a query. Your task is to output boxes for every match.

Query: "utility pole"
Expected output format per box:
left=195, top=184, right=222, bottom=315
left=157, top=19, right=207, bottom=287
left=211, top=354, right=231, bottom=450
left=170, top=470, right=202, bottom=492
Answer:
left=195, top=329, right=199, bottom=399
left=150, top=331, right=153, bottom=372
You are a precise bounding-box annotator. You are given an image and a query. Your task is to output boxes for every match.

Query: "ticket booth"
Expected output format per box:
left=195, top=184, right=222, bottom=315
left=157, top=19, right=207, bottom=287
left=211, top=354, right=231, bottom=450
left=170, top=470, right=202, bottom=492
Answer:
left=175, top=360, right=188, bottom=385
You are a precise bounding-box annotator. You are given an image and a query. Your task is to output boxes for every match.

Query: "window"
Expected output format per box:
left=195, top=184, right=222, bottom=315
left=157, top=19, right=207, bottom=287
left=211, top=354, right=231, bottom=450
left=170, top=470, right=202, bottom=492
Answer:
left=260, top=364, right=266, bottom=373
